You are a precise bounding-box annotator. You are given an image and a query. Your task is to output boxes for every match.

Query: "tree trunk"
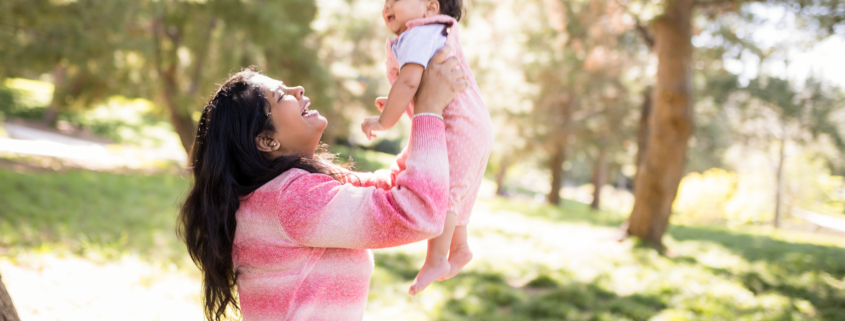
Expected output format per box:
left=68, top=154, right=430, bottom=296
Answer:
left=547, top=139, right=567, bottom=205
left=633, top=86, right=652, bottom=191
left=152, top=16, right=196, bottom=155
left=0, top=273, right=20, bottom=321
left=42, top=63, right=66, bottom=127
left=161, top=66, right=197, bottom=155
left=774, top=122, right=787, bottom=228
left=625, top=0, right=695, bottom=250
left=495, top=157, right=511, bottom=196
left=591, top=147, right=607, bottom=210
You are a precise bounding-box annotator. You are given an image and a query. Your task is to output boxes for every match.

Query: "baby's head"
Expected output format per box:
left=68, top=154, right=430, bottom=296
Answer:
left=383, top=0, right=463, bottom=35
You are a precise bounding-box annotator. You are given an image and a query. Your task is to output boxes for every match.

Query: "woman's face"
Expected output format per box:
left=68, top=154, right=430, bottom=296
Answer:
left=252, top=75, right=327, bottom=158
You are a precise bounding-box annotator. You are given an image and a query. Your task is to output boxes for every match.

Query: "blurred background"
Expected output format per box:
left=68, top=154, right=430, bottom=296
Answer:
left=0, top=0, right=844, bottom=320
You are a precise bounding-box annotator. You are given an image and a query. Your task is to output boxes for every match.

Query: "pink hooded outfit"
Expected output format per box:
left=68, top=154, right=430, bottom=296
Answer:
left=385, top=15, right=494, bottom=226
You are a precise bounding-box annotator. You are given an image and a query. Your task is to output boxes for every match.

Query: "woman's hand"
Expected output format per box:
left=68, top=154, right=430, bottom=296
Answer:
left=414, top=45, right=468, bottom=116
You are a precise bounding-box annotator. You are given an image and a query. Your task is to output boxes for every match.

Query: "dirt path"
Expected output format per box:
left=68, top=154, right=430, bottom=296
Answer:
left=1, top=254, right=202, bottom=321
left=0, top=121, right=185, bottom=170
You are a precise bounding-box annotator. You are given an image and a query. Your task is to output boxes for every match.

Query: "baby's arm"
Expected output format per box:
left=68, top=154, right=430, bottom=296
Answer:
left=379, top=64, right=425, bottom=129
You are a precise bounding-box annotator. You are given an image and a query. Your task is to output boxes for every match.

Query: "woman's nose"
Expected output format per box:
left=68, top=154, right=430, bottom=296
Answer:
left=287, top=86, right=304, bottom=100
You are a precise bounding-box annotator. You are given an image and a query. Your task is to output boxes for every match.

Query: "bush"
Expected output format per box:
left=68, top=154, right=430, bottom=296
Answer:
left=673, top=168, right=738, bottom=225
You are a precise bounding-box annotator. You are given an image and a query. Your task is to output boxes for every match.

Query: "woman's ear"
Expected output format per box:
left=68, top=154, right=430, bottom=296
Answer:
left=255, top=135, right=280, bottom=153
left=425, top=0, right=440, bottom=17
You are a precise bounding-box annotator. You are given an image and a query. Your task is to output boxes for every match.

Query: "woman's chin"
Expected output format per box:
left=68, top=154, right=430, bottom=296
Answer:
left=311, top=114, right=328, bottom=131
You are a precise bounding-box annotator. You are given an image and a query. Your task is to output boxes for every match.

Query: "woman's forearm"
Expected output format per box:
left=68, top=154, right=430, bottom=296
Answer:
left=278, top=116, right=449, bottom=249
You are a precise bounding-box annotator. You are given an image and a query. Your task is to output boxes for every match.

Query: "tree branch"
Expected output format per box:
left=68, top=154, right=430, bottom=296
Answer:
left=614, top=0, right=655, bottom=49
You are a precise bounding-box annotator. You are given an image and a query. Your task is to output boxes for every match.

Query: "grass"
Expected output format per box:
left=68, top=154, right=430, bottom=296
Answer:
left=0, top=163, right=192, bottom=267
left=367, top=200, right=845, bottom=321
left=1, top=156, right=844, bottom=320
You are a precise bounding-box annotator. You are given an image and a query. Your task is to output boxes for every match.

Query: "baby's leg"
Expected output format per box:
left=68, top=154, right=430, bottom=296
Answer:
left=439, top=224, right=473, bottom=281
left=409, top=211, right=458, bottom=296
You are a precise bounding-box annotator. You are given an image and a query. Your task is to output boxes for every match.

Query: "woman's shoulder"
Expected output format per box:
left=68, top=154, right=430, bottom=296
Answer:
left=244, top=169, right=329, bottom=200
left=267, top=168, right=338, bottom=191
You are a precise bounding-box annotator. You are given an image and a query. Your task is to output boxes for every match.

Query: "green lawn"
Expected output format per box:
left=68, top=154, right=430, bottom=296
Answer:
left=1, top=160, right=844, bottom=320
left=0, top=163, right=192, bottom=267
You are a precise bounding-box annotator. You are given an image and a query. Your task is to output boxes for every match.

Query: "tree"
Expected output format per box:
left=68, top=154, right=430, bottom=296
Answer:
left=120, top=0, right=327, bottom=153
left=520, top=0, right=643, bottom=205
left=619, top=0, right=844, bottom=249
left=0, top=0, right=131, bottom=126
left=1, top=0, right=330, bottom=154
left=0, top=273, right=20, bottom=321
left=623, top=0, right=695, bottom=250
left=744, top=77, right=845, bottom=227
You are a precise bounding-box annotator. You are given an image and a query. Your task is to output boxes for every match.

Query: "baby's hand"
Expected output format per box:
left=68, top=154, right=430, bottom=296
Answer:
left=375, top=97, right=388, bottom=112
left=361, top=116, right=384, bottom=140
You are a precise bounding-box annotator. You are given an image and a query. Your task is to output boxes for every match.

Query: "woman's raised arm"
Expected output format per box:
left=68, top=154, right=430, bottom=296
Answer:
left=278, top=116, right=448, bottom=248
left=273, top=45, right=466, bottom=249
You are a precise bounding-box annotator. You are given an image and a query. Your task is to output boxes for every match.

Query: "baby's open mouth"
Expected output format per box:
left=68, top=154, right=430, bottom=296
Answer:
left=386, top=15, right=395, bottom=23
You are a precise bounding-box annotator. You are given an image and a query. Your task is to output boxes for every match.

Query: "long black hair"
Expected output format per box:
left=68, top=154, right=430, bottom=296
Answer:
left=178, top=68, right=346, bottom=321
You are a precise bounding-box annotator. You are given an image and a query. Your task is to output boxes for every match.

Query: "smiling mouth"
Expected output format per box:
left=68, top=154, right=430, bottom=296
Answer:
left=300, top=98, right=317, bottom=117
left=386, top=15, right=395, bottom=23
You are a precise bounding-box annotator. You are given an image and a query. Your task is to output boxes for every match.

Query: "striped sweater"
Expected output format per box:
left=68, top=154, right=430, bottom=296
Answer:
left=232, top=116, right=449, bottom=320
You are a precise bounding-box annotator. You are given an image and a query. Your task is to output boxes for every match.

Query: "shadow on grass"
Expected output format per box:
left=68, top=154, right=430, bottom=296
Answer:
left=374, top=252, right=667, bottom=321
left=669, top=225, right=845, bottom=278
left=669, top=225, right=845, bottom=320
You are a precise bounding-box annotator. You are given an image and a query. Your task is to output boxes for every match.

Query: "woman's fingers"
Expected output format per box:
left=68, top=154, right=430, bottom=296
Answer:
left=442, top=57, right=467, bottom=93
left=442, top=56, right=461, bottom=72
left=430, top=45, right=453, bottom=65
left=452, top=77, right=469, bottom=93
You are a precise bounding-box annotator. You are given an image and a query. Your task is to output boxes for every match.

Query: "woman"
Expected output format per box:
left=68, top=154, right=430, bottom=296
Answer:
left=179, top=45, right=467, bottom=321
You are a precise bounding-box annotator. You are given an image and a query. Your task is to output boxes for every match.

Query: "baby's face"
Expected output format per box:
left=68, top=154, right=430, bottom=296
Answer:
left=383, top=0, right=431, bottom=35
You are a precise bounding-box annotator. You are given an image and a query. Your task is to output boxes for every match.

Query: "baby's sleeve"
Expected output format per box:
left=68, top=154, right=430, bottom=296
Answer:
left=393, top=24, right=448, bottom=69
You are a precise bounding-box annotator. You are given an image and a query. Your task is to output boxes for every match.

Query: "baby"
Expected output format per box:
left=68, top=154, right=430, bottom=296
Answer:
left=361, top=0, right=494, bottom=295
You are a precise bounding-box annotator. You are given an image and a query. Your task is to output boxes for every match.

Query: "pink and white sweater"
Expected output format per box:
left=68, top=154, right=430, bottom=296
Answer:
left=232, top=117, right=449, bottom=321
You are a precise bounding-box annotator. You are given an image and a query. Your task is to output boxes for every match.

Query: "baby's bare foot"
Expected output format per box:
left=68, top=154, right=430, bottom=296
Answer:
left=409, top=257, right=450, bottom=296
left=438, top=244, right=473, bottom=281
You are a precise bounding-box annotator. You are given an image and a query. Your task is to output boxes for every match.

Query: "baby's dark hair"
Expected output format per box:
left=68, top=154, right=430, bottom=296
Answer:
left=438, top=0, right=463, bottom=22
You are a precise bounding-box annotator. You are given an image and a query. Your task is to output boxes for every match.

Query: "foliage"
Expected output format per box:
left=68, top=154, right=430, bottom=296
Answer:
left=674, top=158, right=845, bottom=226
left=673, top=168, right=739, bottom=225
left=0, top=0, right=334, bottom=152
left=0, top=0, right=130, bottom=110
left=0, top=79, right=53, bottom=120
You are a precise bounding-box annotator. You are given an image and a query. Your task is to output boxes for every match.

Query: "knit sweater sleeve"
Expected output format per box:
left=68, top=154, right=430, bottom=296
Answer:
left=344, top=146, right=410, bottom=190
left=278, top=116, right=449, bottom=249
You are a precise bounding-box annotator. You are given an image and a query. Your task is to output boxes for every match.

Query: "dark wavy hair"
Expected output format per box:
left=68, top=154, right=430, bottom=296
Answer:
left=439, top=0, right=463, bottom=21
left=178, top=68, right=347, bottom=321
